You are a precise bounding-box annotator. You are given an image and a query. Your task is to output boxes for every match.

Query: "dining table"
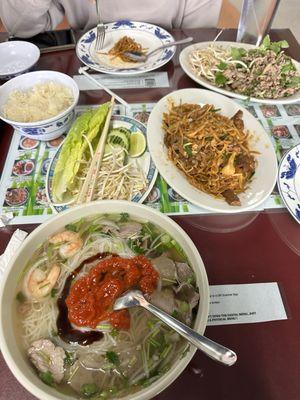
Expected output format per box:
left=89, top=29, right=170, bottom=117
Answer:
left=0, top=27, right=300, bottom=400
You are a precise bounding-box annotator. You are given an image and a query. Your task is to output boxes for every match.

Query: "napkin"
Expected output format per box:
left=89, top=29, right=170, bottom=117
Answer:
left=0, top=229, right=28, bottom=277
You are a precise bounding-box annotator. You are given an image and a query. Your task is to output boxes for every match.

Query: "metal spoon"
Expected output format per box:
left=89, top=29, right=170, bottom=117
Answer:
left=114, top=290, right=237, bottom=366
left=123, top=37, right=194, bottom=63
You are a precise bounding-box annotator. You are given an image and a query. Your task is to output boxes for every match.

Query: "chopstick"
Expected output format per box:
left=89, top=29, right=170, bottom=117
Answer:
left=78, top=66, right=130, bottom=109
left=76, top=97, right=115, bottom=204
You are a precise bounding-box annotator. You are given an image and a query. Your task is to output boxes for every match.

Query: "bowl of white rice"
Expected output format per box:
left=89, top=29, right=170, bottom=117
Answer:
left=0, top=70, right=79, bottom=140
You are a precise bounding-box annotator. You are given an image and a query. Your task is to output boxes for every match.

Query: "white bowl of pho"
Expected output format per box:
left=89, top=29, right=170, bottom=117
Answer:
left=0, top=200, right=209, bottom=400
left=0, top=70, right=79, bottom=140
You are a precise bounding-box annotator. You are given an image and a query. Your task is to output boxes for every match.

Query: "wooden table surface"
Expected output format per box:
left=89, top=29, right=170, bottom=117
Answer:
left=0, top=28, right=300, bottom=400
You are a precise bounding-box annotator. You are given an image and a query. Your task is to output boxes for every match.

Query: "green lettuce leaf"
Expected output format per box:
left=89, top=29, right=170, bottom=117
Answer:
left=52, top=103, right=110, bottom=202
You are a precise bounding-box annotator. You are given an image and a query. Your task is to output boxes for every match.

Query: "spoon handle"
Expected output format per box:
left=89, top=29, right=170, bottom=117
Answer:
left=148, top=37, right=194, bottom=57
left=139, top=297, right=237, bottom=366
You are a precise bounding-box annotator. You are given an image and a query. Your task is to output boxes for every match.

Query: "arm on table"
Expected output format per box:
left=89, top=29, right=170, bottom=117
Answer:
left=0, top=0, right=64, bottom=37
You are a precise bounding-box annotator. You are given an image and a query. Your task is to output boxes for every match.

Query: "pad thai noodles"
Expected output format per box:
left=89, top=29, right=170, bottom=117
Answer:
left=189, top=36, right=300, bottom=99
left=162, top=101, right=256, bottom=206
left=15, top=213, right=199, bottom=398
left=107, top=36, right=146, bottom=63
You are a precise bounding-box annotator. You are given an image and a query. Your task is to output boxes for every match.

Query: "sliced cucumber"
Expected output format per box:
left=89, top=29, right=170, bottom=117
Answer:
left=107, top=128, right=131, bottom=150
left=104, top=143, right=115, bottom=155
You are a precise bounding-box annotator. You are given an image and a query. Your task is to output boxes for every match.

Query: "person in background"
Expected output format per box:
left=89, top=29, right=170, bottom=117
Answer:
left=0, top=0, right=223, bottom=38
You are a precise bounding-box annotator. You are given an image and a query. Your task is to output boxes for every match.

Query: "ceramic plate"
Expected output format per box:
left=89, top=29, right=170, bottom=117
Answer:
left=179, top=41, right=300, bottom=105
left=76, top=20, right=175, bottom=75
left=46, top=115, right=157, bottom=212
left=277, top=144, right=300, bottom=223
left=147, top=88, right=278, bottom=213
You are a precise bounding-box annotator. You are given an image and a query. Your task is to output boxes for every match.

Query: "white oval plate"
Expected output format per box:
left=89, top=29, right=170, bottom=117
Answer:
left=76, top=20, right=175, bottom=75
left=0, top=41, right=40, bottom=79
left=147, top=88, right=278, bottom=213
left=179, top=41, right=300, bottom=105
left=277, top=143, right=300, bottom=224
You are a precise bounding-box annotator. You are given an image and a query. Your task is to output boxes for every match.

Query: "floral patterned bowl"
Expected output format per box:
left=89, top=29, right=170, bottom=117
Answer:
left=0, top=71, right=79, bottom=141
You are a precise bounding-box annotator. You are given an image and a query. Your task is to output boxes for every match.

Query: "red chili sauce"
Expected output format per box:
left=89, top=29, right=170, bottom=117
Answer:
left=66, top=255, right=159, bottom=330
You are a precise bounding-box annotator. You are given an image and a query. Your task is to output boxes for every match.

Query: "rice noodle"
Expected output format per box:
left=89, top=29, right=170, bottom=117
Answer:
left=3, top=81, right=74, bottom=122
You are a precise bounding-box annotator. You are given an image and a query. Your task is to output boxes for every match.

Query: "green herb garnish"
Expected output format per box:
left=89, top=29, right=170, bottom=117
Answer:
left=40, top=371, right=55, bottom=387
left=260, top=35, right=289, bottom=54
left=128, top=239, right=145, bottom=254
left=81, top=383, right=99, bottom=397
left=217, top=61, right=228, bottom=70
left=106, top=351, right=120, bottom=366
left=50, top=288, right=58, bottom=298
left=230, top=47, right=247, bottom=60
left=16, top=291, right=26, bottom=303
left=64, top=351, right=75, bottom=366
left=183, top=142, right=192, bottom=157
left=65, top=223, right=78, bottom=232
left=285, top=76, right=300, bottom=88
left=215, top=71, right=228, bottom=86
left=281, top=62, right=296, bottom=74
left=119, top=212, right=130, bottom=223
left=110, top=328, right=119, bottom=338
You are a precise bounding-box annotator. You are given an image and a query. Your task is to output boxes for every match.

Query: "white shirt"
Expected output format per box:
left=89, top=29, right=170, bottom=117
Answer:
left=0, top=0, right=222, bottom=38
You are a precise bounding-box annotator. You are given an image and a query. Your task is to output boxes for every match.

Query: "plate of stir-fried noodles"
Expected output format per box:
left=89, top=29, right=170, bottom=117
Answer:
left=147, top=88, right=278, bottom=213
left=76, top=21, right=175, bottom=75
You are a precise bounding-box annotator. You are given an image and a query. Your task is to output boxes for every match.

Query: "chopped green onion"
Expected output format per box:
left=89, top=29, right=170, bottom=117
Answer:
left=16, top=291, right=26, bottom=303
left=161, top=234, right=171, bottom=244
left=64, top=351, right=75, bottom=366
left=65, top=223, right=79, bottom=232
left=81, top=383, right=99, bottom=397
left=183, top=142, right=192, bottom=157
left=119, top=212, right=130, bottom=222
left=106, top=351, right=120, bottom=366
left=40, top=371, right=54, bottom=387
left=110, top=328, right=119, bottom=338
left=161, top=344, right=172, bottom=359
left=128, top=239, right=145, bottom=254
left=51, top=288, right=58, bottom=298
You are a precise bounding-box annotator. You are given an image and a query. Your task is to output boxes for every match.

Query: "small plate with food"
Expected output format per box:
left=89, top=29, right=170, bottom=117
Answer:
left=179, top=36, right=300, bottom=104
left=12, top=159, right=35, bottom=176
left=277, top=143, right=300, bottom=224
left=147, top=88, right=277, bottom=213
left=46, top=103, right=157, bottom=212
left=76, top=20, right=175, bottom=75
left=19, top=137, right=39, bottom=150
left=4, top=187, right=29, bottom=207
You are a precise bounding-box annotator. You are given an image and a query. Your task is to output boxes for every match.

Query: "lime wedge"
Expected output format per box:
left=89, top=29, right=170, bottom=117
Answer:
left=129, top=132, right=146, bottom=158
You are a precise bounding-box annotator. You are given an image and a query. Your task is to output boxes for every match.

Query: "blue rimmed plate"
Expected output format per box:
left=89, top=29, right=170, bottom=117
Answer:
left=76, top=20, right=175, bottom=75
left=278, top=144, right=300, bottom=224
left=46, top=114, right=158, bottom=213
